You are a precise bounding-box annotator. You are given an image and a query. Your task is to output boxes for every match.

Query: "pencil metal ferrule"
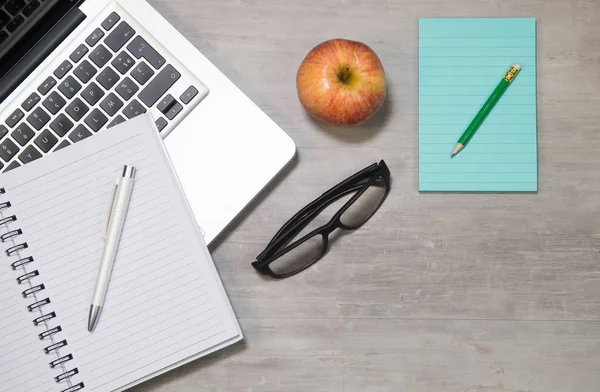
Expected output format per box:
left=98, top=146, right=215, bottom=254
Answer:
left=504, top=66, right=520, bottom=83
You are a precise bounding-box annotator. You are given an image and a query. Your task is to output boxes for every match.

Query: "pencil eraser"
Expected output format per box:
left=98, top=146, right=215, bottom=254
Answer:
left=513, top=63, right=521, bottom=70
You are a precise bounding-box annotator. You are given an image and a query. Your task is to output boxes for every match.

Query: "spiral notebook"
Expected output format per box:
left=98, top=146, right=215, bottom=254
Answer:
left=0, top=114, right=242, bottom=392
left=418, top=18, right=538, bottom=192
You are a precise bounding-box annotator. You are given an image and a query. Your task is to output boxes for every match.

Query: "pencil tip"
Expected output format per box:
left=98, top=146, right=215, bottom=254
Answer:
left=451, top=143, right=463, bottom=158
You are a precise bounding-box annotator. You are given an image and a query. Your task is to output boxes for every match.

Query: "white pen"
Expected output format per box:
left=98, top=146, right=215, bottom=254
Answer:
left=88, top=165, right=136, bottom=332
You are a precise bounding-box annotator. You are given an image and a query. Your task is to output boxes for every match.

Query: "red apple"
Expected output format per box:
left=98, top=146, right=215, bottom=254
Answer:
left=296, top=38, right=386, bottom=126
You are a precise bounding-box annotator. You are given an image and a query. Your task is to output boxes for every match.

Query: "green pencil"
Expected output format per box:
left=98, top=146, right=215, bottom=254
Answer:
left=451, top=63, right=521, bottom=158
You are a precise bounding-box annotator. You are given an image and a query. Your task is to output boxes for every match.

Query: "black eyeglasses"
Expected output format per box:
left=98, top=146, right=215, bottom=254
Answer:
left=252, top=160, right=391, bottom=278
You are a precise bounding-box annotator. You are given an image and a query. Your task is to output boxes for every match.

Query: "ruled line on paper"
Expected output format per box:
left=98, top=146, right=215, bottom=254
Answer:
left=30, top=186, right=169, bottom=247
left=90, top=330, right=226, bottom=388
left=47, top=230, right=184, bottom=301
left=20, top=172, right=160, bottom=230
left=30, top=195, right=172, bottom=263
left=58, top=252, right=196, bottom=322
left=15, top=158, right=156, bottom=221
left=70, top=288, right=210, bottom=345
left=9, top=133, right=142, bottom=192
left=50, top=236, right=185, bottom=307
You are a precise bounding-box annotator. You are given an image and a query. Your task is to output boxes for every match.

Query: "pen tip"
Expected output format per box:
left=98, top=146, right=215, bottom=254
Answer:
left=88, top=305, right=101, bottom=332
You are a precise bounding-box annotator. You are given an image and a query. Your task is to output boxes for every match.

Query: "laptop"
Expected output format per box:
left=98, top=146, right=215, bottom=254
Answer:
left=0, top=0, right=296, bottom=245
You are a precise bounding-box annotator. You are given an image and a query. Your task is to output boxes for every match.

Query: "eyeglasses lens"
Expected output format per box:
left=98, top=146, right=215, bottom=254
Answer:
left=269, top=235, right=325, bottom=276
left=339, top=180, right=387, bottom=228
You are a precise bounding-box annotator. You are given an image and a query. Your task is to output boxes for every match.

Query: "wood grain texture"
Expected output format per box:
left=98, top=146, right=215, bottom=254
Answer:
left=134, top=0, right=600, bottom=390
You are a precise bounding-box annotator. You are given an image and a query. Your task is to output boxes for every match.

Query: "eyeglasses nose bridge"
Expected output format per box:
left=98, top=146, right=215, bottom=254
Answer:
left=322, top=218, right=340, bottom=235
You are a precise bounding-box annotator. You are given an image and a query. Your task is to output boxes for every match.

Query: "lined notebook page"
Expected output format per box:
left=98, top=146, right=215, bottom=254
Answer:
left=0, top=264, right=56, bottom=392
left=1, top=114, right=241, bottom=391
left=418, top=18, right=537, bottom=192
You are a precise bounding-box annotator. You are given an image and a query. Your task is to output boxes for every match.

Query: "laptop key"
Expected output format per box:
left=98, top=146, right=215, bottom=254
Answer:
left=89, top=44, right=112, bottom=68
left=4, top=161, right=20, bottom=172
left=0, top=11, right=9, bottom=27
left=69, top=44, right=88, bottom=63
left=101, top=12, right=120, bottom=31
left=0, top=138, right=18, bottom=162
left=42, top=91, right=66, bottom=114
left=165, top=101, right=183, bottom=120
left=68, top=124, right=92, bottom=143
left=37, top=76, right=56, bottom=95
left=115, top=77, right=138, bottom=101
left=112, top=51, right=135, bottom=74
left=21, top=92, right=40, bottom=111
left=11, top=123, right=35, bottom=146
left=6, top=108, right=24, bottom=128
left=157, top=94, right=175, bottom=113
left=21, top=0, right=39, bottom=17
left=18, top=145, right=42, bottom=164
left=107, top=114, right=125, bottom=128
left=85, top=28, right=104, bottom=47
left=123, top=99, right=146, bottom=119
left=58, top=75, right=81, bottom=99
left=26, top=107, right=50, bottom=130
left=96, top=66, right=119, bottom=89
left=138, top=65, right=180, bottom=107
left=53, top=60, right=72, bottom=79
left=0, top=31, right=7, bottom=45
left=0, top=125, right=8, bottom=140
left=127, top=36, right=165, bottom=69
left=53, top=139, right=70, bottom=151
left=49, top=113, right=73, bottom=137
left=84, top=109, right=107, bottom=132
left=5, top=0, right=25, bottom=16
left=6, top=15, right=24, bottom=32
left=104, top=21, right=135, bottom=52
left=155, top=117, right=167, bottom=132
left=34, top=129, right=58, bottom=153
left=180, top=86, right=198, bottom=104
left=81, top=82, right=104, bottom=105
left=100, top=93, right=123, bottom=116
left=130, top=61, right=154, bottom=85
left=73, top=60, right=97, bottom=83
left=65, top=98, right=88, bottom=122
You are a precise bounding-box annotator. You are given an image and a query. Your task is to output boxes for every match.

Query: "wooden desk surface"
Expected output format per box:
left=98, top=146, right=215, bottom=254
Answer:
left=137, top=1, right=600, bottom=390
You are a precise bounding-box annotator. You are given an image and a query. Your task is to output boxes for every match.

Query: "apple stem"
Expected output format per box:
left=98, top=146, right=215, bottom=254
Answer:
left=338, top=64, right=352, bottom=83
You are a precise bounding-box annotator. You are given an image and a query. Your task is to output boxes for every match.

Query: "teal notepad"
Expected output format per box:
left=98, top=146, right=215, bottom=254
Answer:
left=418, top=18, right=537, bottom=192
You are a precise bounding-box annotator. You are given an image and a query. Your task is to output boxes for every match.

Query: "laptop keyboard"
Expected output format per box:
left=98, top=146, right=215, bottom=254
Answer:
left=0, top=10, right=208, bottom=173
left=0, top=0, right=48, bottom=44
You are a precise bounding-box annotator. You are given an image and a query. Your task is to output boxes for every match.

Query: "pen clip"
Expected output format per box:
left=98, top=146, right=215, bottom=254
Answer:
left=103, top=178, right=120, bottom=240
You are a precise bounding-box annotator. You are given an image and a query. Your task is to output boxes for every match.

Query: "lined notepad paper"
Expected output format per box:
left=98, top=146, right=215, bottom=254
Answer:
left=0, top=115, right=241, bottom=392
left=418, top=18, right=537, bottom=192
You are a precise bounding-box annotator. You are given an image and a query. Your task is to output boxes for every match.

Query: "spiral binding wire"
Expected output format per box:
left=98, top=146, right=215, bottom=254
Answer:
left=0, top=188, right=84, bottom=392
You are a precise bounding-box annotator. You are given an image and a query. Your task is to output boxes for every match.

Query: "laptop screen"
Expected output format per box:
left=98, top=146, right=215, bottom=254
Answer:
left=0, top=0, right=80, bottom=102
